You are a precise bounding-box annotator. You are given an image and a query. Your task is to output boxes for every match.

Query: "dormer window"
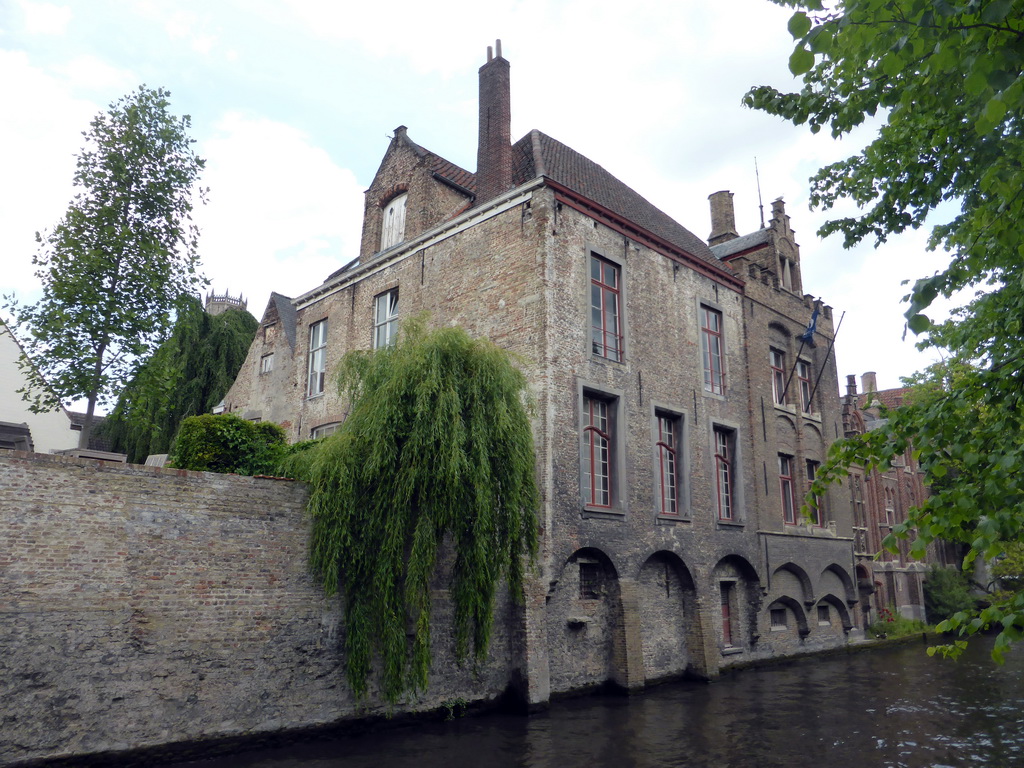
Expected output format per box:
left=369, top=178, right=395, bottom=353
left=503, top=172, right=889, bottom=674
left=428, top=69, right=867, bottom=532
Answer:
left=380, top=193, right=407, bottom=251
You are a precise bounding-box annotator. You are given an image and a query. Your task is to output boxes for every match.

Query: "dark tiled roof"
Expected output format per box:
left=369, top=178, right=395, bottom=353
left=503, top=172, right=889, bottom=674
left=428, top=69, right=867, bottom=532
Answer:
left=266, top=292, right=297, bottom=350
left=404, top=134, right=476, bottom=193
left=511, top=130, right=722, bottom=269
left=859, top=387, right=911, bottom=410
left=710, top=228, right=771, bottom=260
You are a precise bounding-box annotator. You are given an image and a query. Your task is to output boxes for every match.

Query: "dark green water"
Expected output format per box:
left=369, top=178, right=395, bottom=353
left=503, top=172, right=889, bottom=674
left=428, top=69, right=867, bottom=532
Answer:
left=176, top=638, right=1024, bottom=768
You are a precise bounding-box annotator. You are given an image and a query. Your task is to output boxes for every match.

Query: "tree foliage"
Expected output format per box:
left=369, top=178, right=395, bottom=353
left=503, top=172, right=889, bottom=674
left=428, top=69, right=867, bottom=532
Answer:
left=4, top=86, right=206, bottom=448
left=280, top=317, right=539, bottom=704
left=747, top=0, right=1024, bottom=659
left=103, top=296, right=258, bottom=463
left=168, top=413, right=286, bottom=476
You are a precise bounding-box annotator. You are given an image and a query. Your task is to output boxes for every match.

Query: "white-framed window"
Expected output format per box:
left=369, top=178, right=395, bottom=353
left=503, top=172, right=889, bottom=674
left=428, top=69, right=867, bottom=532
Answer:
left=373, top=289, right=399, bottom=349
left=380, top=193, right=407, bottom=251
left=701, top=306, right=724, bottom=395
left=655, top=412, right=680, bottom=516
left=259, top=353, right=274, bottom=374
left=714, top=426, right=735, bottom=521
left=311, top=422, right=340, bottom=439
left=590, top=254, right=622, bottom=361
left=770, top=348, right=786, bottom=405
left=797, top=360, right=814, bottom=413
left=583, top=394, right=613, bottom=508
left=307, top=319, right=327, bottom=397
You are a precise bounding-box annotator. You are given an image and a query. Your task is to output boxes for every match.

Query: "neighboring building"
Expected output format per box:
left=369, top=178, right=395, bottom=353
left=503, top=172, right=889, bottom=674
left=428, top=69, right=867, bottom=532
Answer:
left=204, top=290, right=247, bottom=316
left=841, top=372, right=959, bottom=623
left=0, top=320, right=79, bottom=453
left=223, top=43, right=859, bottom=704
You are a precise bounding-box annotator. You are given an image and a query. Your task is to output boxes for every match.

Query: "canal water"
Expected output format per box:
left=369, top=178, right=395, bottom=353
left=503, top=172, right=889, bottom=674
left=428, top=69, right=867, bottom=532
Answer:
left=177, top=637, right=1024, bottom=768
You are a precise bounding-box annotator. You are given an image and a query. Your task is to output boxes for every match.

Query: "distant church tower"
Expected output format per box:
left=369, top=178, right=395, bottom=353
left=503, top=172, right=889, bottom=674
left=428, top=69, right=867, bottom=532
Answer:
left=204, top=290, right=247, bottom=316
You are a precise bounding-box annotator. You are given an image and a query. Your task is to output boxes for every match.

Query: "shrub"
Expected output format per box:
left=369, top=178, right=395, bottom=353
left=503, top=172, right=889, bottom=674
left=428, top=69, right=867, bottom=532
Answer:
left=168, top=413, right=286, bottom=475
left=867, top=607, right=929, bottom=639
left=923, top=564, right=976, bottom=624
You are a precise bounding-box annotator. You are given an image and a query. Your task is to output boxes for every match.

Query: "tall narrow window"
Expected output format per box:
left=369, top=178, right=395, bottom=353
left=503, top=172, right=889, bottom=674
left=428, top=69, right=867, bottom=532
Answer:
left=806, top=460, right=822, bottom=526
left=770, top=348, right=786, bottom=405
left=373, top=289, right=399, bottom=349
left=779, top=454, right=797, bottom=525
left=590, top=255, right=622, bottom=361
left=701, top=306, right=724, bottom=394
left=583, top=395, right=612, bottom=508
left=380, top=193, right=407, bottom=250
left=714, top=426, right=734, bottom=521
left=720, top=582, right=735, bottom=647
left=797, top=360, right=813, bottom=413
left=307, top=319, right=327, bottom=396
left=656, top=413, right=679, bottom=516
left=259, top=353, right=274, bottom=374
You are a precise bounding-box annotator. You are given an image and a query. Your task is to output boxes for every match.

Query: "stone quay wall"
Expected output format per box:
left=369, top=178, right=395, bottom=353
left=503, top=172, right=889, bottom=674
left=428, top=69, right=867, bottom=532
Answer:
left=0, top=451, right=519, bottom=766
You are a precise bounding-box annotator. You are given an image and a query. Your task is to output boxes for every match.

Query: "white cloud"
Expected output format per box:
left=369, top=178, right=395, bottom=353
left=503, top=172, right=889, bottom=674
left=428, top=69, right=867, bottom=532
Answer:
left=193, top=113, right=364, bottom=317
left=16, top=0, right=72, bottom=36
left=52, top=54, right=136, bottom=92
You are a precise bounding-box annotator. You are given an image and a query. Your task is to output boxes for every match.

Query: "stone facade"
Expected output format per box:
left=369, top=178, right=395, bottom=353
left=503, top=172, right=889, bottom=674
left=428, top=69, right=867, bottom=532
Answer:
left=222, top=43, right=862, bottom=705
left=0, top=451, right=522, bottom=765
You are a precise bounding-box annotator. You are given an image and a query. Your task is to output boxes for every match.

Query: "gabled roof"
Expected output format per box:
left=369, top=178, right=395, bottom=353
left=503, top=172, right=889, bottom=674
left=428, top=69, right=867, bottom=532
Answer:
left=262, top=292, right=297, bottom=350
left=709, top=228, right=772, bottom=260
left=401, top=131, right=476, bottom=194
left=860, top=387, right=911, bottom=410
left=511, top=130, right=722, bottom=269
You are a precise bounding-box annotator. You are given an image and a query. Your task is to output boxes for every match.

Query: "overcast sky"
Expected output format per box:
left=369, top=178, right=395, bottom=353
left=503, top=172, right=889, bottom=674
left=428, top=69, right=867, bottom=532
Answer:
left=0, top=0, right=957, bottom=402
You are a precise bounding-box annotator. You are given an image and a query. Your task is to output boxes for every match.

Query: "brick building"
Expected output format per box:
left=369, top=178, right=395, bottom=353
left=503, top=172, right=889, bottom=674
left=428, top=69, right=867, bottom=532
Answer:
left=841, top=372, right=959, bottom=624
left=222, top=43, right=860, bottom=704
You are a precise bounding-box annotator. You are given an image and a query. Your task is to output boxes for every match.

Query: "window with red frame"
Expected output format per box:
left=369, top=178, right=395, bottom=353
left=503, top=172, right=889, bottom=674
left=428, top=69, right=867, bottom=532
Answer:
left=656, top=413, right=679, bottom=516
left=582, top=394, right=612, bottom=507
left=797, top=360, right=814, bottom=413
left=714, top=426, right=734, bottom=521
left=720, top=582, right=735, bottom=646
left=590, top=255, right=622, bottom=361
left=701, top=306, right=724, bottom=394
left=779, top=454, right=797, bottom=524
left=770, top=348, right=786, bottom=405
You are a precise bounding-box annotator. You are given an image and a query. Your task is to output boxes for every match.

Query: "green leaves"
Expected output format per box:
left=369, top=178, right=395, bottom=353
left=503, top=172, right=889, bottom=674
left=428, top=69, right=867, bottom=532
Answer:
left=283, top=317, right=539, bottom=704
left=790, top=45, right=815, bottom=75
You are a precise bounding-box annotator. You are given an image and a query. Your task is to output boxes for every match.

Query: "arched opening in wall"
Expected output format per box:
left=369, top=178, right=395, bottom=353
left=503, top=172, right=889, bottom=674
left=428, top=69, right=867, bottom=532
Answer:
left=820, top=563, right=857, bottom=605
left=856, top=564, right=874, bottom=628
left=545, top=547, right=623, bottom=694
left=766, top=596, right=809, bottom=645
left=815, top=594, right=853, bottom=633
left=711, top=555, right=762, bottom=655
left=771, top=562, right=815, bottom=605
left=637, top=551, right=699, bottom=682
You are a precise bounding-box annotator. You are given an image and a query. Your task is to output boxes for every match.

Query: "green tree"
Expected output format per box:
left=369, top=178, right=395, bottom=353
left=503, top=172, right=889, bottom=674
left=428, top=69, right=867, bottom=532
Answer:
left=280, top=317, right=539, bottom=704
left=4, top=86, right=206, bottom=448
left=746, top=0, right=1024, bottom=659
left=103, top=296, right=258, bottom=463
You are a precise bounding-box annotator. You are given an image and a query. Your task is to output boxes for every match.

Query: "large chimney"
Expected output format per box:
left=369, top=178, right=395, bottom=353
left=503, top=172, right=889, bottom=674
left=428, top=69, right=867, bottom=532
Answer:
left=861, top=371, right=877, bottom=396
left=708, top=190, right=739, bottom=245
left=476, top=40, right=512, bottom=206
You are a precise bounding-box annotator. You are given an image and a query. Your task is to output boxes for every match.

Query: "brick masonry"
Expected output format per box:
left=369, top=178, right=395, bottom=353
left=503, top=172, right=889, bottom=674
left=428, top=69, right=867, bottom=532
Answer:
left=0, top=451, right=519, bottom=765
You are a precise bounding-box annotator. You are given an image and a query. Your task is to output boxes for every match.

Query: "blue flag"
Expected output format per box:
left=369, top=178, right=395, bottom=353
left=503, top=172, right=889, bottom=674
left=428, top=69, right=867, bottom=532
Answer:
left=800, top=306, right=819, bottom=347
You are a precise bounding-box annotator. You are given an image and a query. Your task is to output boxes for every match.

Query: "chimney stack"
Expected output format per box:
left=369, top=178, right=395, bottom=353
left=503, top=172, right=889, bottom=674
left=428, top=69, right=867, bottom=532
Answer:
left=861, top=371, right=877, bottom=395
left=846, top=374, right=858, bottom=398
left=708, top=190, right=739, bottom=245
left=476, top=40, right=512, bottom=206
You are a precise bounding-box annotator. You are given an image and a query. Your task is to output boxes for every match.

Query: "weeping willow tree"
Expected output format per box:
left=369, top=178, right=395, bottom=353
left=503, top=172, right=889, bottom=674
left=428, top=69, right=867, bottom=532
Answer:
left=281, top=317, right=538, bottom=704
left=104, top=295, right=258, bottom=462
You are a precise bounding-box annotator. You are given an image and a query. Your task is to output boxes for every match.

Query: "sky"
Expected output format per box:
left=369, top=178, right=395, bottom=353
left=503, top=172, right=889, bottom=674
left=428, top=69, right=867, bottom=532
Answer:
left=0, top=0, right=959, bottom=403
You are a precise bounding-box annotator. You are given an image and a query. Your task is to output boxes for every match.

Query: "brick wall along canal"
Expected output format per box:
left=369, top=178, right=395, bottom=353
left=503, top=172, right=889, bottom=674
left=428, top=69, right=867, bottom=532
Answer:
left=174, top=637, right=1024, bottom=768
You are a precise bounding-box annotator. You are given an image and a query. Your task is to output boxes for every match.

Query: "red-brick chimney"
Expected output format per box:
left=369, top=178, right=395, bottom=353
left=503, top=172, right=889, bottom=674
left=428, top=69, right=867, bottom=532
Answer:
left=476, top=40, right=512, bottom=206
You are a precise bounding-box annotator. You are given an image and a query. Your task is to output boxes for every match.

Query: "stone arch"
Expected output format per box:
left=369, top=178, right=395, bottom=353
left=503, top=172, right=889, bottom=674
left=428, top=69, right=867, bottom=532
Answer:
left=816, top=593, right=853, bottom=632
left=545, top=547, right=624, bottom=693
left=766, top=595, right=810, bottom=638
left=772, top=562, right=815, bottom=605
left=711, top=555, right=762, bottom=652
left=820, top=563, right=857, bottom=605
left=637, top=551, right=702, bottom=682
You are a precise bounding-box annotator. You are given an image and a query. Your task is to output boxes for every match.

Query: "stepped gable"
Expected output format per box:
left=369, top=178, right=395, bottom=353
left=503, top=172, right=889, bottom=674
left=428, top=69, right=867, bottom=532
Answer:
left=511, top=129, right=722, bottom=269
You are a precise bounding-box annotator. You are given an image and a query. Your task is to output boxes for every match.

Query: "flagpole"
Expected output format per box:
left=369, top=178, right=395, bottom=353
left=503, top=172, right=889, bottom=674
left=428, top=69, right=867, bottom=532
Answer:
left=780, top=338, right=807, bottom=403
left=808, top=310, right=846, bottom=405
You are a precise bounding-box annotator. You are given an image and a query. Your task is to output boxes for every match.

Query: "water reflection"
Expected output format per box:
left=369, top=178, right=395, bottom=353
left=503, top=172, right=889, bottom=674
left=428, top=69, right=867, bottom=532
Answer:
left=177, top=638, right=1024, bottom=768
